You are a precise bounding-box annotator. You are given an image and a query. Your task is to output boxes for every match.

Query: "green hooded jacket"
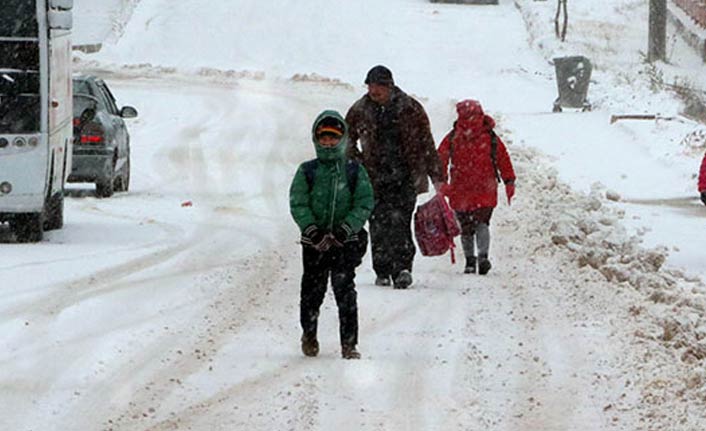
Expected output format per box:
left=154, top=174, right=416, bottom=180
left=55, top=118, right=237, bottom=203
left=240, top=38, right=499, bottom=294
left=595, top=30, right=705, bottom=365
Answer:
left=289, top=110, right=374, bottom=234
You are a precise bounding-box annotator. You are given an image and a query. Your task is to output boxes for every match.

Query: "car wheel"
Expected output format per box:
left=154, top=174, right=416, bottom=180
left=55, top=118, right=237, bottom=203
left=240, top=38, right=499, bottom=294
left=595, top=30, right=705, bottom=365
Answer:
left=12, top=213, right=44, bottom=243
left=115, top=156, right=130, bottom=193
left=97, top=152, right=117, bottom=198
left=123, top=156, right=130, bottom=192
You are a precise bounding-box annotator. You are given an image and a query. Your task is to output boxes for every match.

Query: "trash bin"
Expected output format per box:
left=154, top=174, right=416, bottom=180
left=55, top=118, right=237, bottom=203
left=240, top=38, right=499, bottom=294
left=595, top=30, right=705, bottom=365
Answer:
left=552, top=55, right=592, bottom=112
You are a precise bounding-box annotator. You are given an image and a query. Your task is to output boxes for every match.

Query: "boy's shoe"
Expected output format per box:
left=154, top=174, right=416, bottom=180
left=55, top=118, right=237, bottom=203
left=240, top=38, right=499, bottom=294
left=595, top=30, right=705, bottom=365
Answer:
left=341, top=345, right=361, bottom=359
left=478, top=255, right=492, bottom=275
left=375, top=276, right=392, bottom=287
left=393, top=270, right=413, bottom=289
left=464, top=256, right=477, bottom=274
left=301, top=334, right=319, bottom=357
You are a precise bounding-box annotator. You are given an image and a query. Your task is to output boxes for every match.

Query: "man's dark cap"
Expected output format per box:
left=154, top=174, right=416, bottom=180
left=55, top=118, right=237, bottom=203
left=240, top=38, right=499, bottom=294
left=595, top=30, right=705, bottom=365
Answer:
left=364, top=65, right=394, bottom=86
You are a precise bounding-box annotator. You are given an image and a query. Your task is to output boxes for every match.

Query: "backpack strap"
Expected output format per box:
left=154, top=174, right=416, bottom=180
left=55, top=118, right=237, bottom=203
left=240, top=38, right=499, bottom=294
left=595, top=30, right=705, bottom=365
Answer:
left=448, top=121, right=457, bottom=167
left=303, top=158, right=359, bottom=194
left=302, top=159, right=319, bottom=191
left=345, top=160, right=360, bottom=194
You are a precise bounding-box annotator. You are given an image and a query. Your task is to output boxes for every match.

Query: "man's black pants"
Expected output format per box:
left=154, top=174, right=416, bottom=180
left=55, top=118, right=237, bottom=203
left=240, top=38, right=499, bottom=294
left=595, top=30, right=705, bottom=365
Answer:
left=369, top=188, right=417, bottom=280
left=300, top=231, right=367, bottom=347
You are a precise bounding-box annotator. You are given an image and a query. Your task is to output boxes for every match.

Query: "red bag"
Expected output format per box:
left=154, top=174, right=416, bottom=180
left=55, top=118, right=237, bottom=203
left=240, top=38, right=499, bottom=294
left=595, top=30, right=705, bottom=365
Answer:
left=414, top=194, right=461, bottom=263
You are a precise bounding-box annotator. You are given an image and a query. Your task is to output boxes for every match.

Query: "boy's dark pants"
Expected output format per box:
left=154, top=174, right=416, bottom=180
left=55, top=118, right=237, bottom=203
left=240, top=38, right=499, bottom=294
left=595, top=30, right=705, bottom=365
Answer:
left=300, top=230, right=367, bottom=347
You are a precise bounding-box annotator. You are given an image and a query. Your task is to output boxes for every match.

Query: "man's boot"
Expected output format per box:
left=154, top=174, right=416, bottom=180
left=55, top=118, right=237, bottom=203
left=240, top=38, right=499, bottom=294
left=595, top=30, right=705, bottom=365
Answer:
left=393, top=270, right=413, bottom=289
left=301, top=334, right=319, bottom=357
left=341, top=344, right=361, bottom=359
left=464, top=256, right=477, bottom=274
left=375, top=275, right=391, bottom=287
left=478, top=254, right=492, bottom=275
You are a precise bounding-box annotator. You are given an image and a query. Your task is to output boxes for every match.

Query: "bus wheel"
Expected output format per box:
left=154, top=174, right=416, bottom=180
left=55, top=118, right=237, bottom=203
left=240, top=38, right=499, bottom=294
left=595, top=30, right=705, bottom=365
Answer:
left=96, top=179, right=114, bottom=198
left=44, top=192, right=64, bottom=231
left=12, top=213, right=44, bottom=243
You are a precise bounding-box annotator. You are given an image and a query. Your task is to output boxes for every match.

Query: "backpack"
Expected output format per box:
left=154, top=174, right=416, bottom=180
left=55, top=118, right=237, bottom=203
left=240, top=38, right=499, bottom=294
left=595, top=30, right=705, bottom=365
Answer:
left=302, top=159, right=360, bottom=193
left=448, top=122, right=502, bottom=183
left=414, top=194, right=461, bottom=263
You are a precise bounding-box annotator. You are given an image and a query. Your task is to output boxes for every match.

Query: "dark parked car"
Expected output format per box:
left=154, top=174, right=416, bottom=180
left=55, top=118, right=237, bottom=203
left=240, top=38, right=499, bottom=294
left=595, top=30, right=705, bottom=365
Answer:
left=69, top=75, right=137, bottom=197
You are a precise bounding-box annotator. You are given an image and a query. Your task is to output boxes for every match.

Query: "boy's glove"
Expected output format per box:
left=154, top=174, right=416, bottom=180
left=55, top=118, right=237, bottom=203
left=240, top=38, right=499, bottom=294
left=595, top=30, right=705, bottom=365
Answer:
left=330, top=223, right=353, bottom=247
left=701, top=191, right=706, bottom=206
left=505, top=181, right=515, bottom=205
left=302, top=225, right=331, bottom=251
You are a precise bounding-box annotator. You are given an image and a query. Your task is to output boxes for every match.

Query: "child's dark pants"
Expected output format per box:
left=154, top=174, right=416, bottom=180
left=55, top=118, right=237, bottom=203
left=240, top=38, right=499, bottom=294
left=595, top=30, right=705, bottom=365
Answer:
left=300, top=231, right=367, bottom=348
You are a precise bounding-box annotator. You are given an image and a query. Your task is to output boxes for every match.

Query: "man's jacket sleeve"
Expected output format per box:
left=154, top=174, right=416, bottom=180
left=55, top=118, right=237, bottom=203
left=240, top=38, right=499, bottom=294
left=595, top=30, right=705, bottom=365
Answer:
left=409, top=100, right=444, bottom=184
left=437, top=132, right=452, bottom=183
left=343, top=165, right=374, bottom=232
left=345, top=105, right=364, bottom=162
left=289, top=165, right=316, bottom=231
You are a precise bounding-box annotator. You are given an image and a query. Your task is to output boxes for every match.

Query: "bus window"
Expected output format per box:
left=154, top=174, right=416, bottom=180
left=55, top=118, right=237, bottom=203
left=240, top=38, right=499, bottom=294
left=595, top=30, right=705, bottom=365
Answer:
left=0, top=41, right=39, bottom=72
left=0, top=41, right=40, bottom=133
left=0, top=94, right=40, bottom=133
left=0, top=0, right=38, bottom=38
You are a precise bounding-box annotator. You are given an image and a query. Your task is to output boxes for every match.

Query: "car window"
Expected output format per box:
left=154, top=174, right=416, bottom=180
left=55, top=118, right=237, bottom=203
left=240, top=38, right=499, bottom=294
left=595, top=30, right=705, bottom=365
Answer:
left=72, top=95, right=95, bottom=118
left=72, top=79, right=91, bottom=95
left=73, top=80, right=108, bottom=112
left=90, top=83, right=112, bottom=114
left=96, top=82, right=119, bottom=115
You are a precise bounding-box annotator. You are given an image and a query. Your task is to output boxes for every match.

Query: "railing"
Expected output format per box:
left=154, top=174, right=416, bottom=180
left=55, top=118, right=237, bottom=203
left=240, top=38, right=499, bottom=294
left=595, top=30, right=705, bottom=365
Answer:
left=674, top=0, right=706, bottom=29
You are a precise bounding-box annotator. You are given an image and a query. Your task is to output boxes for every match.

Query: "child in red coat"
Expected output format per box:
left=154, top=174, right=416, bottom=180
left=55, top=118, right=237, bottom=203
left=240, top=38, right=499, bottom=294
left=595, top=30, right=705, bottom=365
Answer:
left=437, top=100, right=516, bottom=274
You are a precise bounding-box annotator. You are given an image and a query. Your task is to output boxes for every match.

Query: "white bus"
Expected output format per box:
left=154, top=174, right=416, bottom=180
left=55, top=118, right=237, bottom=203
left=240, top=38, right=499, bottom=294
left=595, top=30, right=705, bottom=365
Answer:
left=0, top=0, right=73, bottom=242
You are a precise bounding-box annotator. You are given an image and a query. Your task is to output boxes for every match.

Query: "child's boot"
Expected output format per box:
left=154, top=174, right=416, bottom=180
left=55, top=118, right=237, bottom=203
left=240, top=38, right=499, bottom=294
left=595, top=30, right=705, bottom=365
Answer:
left=464, top=256, right=477, bottom=274
left=478, top=254, right=492, bottom=275
left=301, top=334, right=319, bottom=357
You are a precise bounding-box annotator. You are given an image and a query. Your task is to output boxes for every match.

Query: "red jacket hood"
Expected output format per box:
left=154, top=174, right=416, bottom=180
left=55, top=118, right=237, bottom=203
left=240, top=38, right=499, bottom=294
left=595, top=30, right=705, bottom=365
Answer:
left=455, top=99, right=495, bottom=134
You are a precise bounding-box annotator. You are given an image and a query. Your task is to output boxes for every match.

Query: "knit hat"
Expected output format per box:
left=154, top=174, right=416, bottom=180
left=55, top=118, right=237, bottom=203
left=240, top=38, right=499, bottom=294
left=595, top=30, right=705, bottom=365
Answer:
left=364, top=65, right=394, bottom=86
left=315, top=116, right=344, bottom=138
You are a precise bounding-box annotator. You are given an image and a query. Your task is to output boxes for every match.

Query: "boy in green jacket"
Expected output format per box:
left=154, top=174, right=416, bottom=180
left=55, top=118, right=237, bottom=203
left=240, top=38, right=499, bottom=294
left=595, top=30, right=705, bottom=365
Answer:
left=289, top=110, right=374, bottom=359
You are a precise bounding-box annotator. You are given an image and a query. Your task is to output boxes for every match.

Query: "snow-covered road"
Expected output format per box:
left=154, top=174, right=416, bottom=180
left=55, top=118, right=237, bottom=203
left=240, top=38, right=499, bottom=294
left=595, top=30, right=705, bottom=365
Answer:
left=2, top=0, right=706, bottom=429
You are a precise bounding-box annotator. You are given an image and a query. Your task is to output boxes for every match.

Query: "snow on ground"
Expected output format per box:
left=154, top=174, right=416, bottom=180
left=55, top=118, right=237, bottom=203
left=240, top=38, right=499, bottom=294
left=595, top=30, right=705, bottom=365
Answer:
left=511, top=0, right=706, bottom=282
left=72, top=0, right=140, bottom=46
left=2, top=0, right=706, bottom=430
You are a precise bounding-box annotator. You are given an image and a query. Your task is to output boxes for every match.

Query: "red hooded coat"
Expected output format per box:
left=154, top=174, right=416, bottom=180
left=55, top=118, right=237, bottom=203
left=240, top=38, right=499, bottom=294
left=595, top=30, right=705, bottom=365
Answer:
left=438, top=100, right=515, bottom=212
left=699, top=154, right=706, bottom=193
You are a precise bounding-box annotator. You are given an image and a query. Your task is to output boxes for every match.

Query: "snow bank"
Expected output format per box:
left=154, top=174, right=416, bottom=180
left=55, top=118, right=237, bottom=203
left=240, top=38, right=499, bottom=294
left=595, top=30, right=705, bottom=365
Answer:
left=505, top=129, right=706, bottom=425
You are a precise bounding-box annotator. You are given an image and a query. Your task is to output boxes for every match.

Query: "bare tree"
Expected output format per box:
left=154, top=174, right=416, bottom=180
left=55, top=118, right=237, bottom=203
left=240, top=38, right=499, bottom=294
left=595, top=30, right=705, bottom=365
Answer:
left=648, top=0, right=667, bottom=62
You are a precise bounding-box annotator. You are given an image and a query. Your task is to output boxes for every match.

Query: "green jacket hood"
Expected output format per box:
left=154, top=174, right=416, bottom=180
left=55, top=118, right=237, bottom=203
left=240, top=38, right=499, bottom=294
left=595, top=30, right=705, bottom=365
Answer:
left=312, top=110, right=348, bottom=162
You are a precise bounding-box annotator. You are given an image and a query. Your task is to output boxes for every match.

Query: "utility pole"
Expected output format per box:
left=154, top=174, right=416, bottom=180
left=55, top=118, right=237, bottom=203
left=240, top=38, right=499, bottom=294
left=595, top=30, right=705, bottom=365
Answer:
left=648, top=0, right=667, bottom=62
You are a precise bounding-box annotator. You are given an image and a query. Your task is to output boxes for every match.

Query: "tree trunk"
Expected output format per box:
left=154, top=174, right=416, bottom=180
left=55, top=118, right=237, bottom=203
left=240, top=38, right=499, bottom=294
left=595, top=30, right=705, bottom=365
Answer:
left=648, top=0, right=667, bottom=62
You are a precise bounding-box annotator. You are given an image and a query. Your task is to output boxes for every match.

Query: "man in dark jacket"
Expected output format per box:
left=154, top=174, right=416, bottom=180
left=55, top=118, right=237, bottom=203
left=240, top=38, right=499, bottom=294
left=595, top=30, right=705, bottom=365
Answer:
left=345, top=65, right=444, bottom=289
left=289, top=110, right=374, bottom=359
